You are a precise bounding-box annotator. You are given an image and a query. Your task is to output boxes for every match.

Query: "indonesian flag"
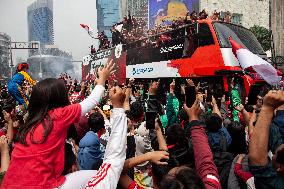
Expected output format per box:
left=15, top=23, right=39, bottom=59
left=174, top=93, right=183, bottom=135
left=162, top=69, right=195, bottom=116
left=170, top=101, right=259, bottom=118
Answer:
left=115, top=24, right=123, bottom=32
left=80, top=24, right=95, bottom=38
left=229, top=37, right=281, bottom=86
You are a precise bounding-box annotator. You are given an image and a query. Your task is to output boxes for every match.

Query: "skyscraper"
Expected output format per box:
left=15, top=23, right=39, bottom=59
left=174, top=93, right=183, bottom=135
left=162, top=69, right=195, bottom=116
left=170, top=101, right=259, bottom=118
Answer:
left=127, top=0, right=148, bottom=28
left=96, top=0, right=121, bottom=38
left=0, top=32, right=11, bottom=78
left=27, top=0, right=74, bottom=80
left=271, top=0, right=284, bottom=57
left=27, top=0, right=54, bottom=46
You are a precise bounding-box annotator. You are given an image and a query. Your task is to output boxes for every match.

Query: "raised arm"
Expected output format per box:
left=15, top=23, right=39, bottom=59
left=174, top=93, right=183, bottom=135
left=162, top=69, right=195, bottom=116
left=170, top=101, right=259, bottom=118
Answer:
left=235, top=104, right=251, bottom=126
left=85, top=86, right=127, bottom=189
left=0, top=135, right=10, bottom=173
left=249, top=90, right=284, bottom=166
left=80, top=60, right=115, bottom=116
left=3, top=111, right=13, bottom=144
left=123, top=87, right=131, bottom=111
left=155, top=119, right=168, bottom=151
left=234, top=154, right=253, bottom=182
left=166, top=80, right=179, bottom=126
left=248, top=109, right=257, bottom=137
left=212, top=96, right=221, bottom=117
left=119, top=151, right=169, bottom=189
left=184, top=101, right=221, bottom=189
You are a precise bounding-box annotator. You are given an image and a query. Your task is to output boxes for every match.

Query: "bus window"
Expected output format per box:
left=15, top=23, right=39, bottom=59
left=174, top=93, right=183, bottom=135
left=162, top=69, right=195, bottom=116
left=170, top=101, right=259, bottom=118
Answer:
left=213, top=22, right=265, bottom=55
left=126, top=29, right=188, bottom=65
left=198, top=23, right=215, bottom=47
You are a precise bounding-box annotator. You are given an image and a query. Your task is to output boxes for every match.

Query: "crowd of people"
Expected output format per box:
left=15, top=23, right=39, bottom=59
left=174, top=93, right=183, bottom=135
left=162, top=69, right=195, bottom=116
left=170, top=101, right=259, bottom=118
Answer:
left=0, top=60, right=283, bottom=189
left=96, top=10, right=232, bottom=52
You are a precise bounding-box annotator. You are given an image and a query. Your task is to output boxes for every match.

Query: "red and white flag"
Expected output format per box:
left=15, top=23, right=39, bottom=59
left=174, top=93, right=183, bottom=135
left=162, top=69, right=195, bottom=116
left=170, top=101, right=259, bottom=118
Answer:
left=80, top=24, right=95, bottom=38
left=115, top=24, right=123, bottom=32
left=229, top=37, right=281, bottom=86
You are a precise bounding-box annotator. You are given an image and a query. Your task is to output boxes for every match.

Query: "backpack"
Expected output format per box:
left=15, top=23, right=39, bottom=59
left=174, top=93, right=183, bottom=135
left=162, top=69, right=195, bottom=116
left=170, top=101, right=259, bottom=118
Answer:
left=213, top=134, right=234, bottom=189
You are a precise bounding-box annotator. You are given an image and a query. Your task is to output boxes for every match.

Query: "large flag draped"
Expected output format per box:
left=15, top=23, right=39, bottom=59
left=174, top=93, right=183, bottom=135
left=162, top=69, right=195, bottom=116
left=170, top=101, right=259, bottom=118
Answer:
left=229, top=37, right=281, bottom=86
left=80, top=24, right=95, bottom=38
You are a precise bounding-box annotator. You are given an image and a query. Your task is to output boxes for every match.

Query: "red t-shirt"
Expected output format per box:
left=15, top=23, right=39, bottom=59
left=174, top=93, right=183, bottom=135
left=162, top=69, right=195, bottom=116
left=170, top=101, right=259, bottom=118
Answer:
left=2, top=104, right=81, bottom=189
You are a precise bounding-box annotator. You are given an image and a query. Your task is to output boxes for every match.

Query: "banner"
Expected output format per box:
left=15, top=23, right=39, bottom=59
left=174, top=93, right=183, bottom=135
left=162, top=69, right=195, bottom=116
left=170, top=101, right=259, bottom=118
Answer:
left=148, top=0, right=200, bottom=29
left=82, top=47, right=126, bottom=85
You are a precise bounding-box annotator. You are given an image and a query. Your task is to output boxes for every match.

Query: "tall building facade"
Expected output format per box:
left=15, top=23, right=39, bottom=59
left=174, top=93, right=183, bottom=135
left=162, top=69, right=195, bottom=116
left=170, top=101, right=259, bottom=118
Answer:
left=96, top=0, right=121, bottom=38
left=127, top=0, right=148, bottom=28
left=0, top=32, right=11, bottom=78
left=199, top=0, right=270, bottom=29
left=125, top=0, right=269, bottom=30
left=271, top=0, right=284, bottom=57
left=27, top=0, right=74, bottom=80
left=27, top=0, right=54, bottom=46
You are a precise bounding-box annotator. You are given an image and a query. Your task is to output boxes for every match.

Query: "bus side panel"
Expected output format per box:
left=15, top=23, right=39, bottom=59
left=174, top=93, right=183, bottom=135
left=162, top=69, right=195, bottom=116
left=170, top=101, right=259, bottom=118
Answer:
left=171, top=44, right=224, bottom=77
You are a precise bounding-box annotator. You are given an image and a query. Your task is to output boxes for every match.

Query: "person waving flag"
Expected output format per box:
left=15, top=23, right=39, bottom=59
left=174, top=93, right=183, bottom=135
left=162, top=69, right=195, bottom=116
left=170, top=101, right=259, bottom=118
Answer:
left=80, top=24, right=96, bottom=39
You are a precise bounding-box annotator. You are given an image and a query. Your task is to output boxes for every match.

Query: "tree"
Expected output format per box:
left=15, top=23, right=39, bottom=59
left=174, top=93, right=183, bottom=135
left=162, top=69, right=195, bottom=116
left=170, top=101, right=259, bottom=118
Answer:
left=250, top=25, right=272, bottom=52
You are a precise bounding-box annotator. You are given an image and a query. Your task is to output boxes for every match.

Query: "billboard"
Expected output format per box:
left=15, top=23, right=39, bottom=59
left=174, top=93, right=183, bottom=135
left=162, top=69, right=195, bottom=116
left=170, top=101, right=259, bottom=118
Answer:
left=148, top=0, right=200, bottom=29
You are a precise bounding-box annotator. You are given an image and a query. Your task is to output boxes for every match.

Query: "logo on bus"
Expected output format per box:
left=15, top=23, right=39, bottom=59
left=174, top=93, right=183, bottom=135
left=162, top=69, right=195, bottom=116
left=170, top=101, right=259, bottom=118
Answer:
left=132, top=67, right=154, bottom=75
left=160, top=44, right=183, bottom=54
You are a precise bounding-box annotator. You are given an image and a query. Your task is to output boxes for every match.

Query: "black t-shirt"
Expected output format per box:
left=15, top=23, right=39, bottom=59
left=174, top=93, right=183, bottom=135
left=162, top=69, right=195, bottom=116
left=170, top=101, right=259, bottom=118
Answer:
left=250, top=162, right=284, bottom=189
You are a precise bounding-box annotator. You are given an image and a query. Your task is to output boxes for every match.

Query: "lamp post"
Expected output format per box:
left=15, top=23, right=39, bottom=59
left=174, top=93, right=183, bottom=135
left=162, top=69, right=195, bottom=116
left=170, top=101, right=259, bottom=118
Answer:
left=34, top=41, right=42, bottom=79
left=9, top=39, right=13, bottom=78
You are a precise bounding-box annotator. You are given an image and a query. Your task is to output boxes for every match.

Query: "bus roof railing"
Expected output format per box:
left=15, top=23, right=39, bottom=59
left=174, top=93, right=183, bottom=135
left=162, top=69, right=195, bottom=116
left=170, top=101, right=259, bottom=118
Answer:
left=95, top=20, right=246, bottom=54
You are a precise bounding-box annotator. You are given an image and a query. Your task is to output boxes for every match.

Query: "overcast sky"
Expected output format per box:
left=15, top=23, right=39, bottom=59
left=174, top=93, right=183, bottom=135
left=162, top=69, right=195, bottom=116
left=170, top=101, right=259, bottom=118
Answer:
left=0, top=0, right=98, bottom=64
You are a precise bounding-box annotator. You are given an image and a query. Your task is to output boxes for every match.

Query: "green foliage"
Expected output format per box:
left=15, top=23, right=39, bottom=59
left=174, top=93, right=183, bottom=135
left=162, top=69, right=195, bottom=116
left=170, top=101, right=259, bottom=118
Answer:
left=250, top=25, right=272, bottom=52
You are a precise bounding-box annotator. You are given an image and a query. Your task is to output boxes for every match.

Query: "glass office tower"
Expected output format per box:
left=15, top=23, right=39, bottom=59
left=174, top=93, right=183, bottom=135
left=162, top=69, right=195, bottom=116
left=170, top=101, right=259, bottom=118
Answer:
left=27, top=0, right=54, bottom=46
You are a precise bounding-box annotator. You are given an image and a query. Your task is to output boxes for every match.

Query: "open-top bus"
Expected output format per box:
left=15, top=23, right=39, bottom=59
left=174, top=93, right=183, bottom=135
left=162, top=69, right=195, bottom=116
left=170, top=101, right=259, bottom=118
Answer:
left=82, top=19, right=280, bottom=104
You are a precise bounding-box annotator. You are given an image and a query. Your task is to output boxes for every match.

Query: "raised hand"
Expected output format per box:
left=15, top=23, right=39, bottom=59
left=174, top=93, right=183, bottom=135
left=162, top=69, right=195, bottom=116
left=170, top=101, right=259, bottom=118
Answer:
left=211, top=96, right=217, bottom=107
left=186, top=79, right=195, bottom=87
left=97, top=59, right=116, bottom=86
left=2, top=111, right=12, bottom=123
left=149, top=80, right=159, bottom=95
left=234, top=104, right=244, bottom=112
left=147, top=151, right=169, bottom=165
left=184, top=99, right=202, bottom=121
left=123, top=87, right=131, bottom=111
left=128, top=78, right=135, bottom=86
left=236, top=154, right=246, bottom=164
left=262, top=90, right=284, bottom=110
left=109, top=86, right=126, bottom=109
left=0, top=135, right=9, bottom=153
left=170, top=80, right=175, bottom=94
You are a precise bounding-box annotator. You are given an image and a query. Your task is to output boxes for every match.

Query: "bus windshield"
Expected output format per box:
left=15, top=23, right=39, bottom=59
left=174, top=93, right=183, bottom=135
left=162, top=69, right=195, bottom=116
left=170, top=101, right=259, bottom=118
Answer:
left=213, top=22, right=266, bottom=55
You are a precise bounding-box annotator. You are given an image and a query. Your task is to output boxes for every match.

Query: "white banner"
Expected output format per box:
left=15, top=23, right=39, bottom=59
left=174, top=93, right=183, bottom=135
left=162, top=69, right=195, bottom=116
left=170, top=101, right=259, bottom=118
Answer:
left=126, top=61, right=180, bottom=78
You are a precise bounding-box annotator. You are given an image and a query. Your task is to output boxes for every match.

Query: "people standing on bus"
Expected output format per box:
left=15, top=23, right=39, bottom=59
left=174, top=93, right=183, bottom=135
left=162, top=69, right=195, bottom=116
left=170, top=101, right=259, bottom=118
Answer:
left=190, top=11, right=199, bottom=22
left=199, top=9, right=208, bottom=20
left=211, top=10, right=221, bottom=21
left=224, top=11, right=232, bottom=23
